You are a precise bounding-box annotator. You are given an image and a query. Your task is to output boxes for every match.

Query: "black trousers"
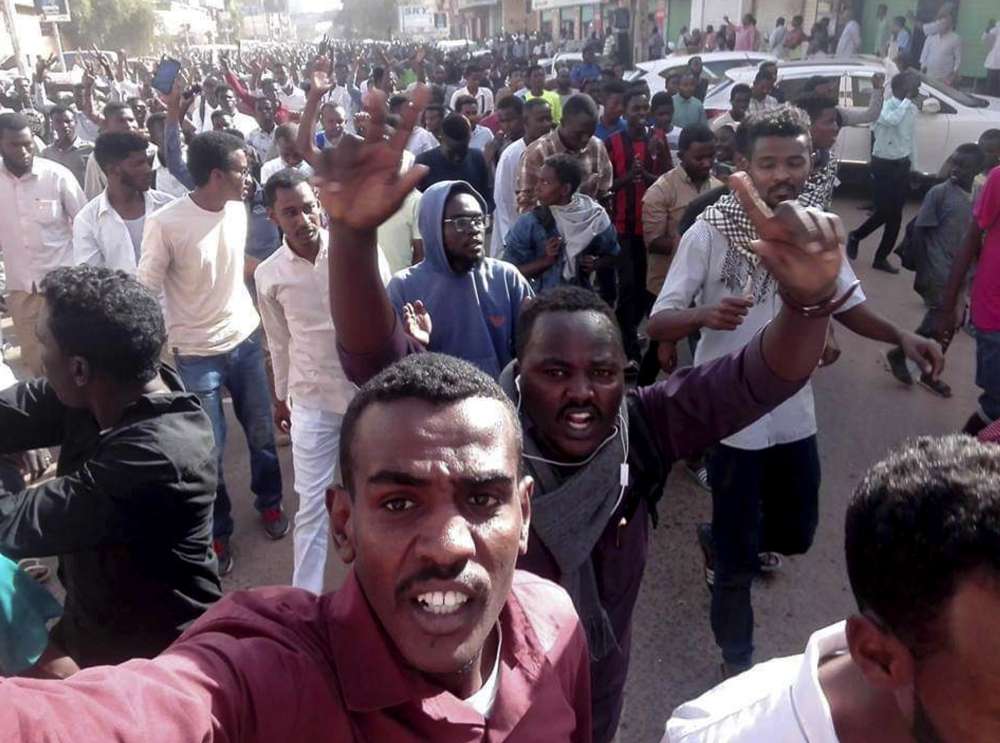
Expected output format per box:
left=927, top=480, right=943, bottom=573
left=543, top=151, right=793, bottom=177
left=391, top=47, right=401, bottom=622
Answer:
left=853, top=156, right=910, bottom=263
left=706, top=436, right=821, bottom=666
left=615, top=233, right=648, bottom=362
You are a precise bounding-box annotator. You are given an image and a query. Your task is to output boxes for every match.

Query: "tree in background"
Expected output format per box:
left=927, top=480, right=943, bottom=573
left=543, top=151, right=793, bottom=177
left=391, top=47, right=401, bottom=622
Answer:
left=63, top=0, right=156, bottom=54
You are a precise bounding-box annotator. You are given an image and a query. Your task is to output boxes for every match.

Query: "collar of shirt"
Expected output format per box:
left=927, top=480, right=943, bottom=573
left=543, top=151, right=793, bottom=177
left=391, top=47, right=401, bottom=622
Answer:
left=327, top=570, right=548, bottom=721
left=95, top=189, right=159, bottom=221
left=789, top=622, right=846, bottom=741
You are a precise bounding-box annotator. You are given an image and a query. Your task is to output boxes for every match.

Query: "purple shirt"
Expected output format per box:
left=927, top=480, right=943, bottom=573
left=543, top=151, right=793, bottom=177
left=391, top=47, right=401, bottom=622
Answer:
left=0, top=570, right=592, bottom=742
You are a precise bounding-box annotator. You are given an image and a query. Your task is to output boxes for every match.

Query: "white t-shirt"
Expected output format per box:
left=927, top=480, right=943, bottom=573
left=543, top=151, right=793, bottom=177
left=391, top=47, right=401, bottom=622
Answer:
left=137, top=196, right=260, bottom=356
left=469, top=125, right=494, bottom=152
left=378, top=189, right=422, bottom=274
left=463, top=627, right=502, bottom=718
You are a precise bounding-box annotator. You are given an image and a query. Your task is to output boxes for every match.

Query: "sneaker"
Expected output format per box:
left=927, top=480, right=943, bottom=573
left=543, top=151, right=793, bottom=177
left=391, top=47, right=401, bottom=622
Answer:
left=757, top=551, right=783, bottom=574
left=846, top=233, right=859, bottom=260
left=886, top=347, right=913, bottom=385
left=696, top=523, right=715, bottom=588
left=686, top=463, right=711, bottom=492
left=919, top=374, right=952, bottom=398
left=213, top=538, right=234, bottom=576
left=261, top=506, right=290, bottom=540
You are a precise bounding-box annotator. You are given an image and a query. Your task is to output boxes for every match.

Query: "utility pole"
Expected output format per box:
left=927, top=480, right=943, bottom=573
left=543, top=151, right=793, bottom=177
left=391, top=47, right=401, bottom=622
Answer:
left=1, top=0, right=29, bottom=77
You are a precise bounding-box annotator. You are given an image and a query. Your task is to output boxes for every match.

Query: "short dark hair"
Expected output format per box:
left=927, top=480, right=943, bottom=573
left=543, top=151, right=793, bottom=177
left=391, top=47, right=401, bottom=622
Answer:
left=0, top=112, right=30, bottom=135
left=623, top=87, right=648, bottom=108
left=542, top=153, right=584, bottom=193
left=846, top=436, right=1000, bottom=658
left=678, top=124, right=715, bottom=152
left=524, top=97, right=551, bottom=117
left=802, top=75, right=837, bottom=93
left=891, top=70, right=917, bottom=98
left=273, top=122, right=297, bottom=144
left=48, top=105, right=74, bottom=121
left=752, top=69, right=772, bottom=85
left=40, top=265, right=165, bottom=384
left=103, top=101, right=132, bottom=120
left=339, top=354, right=520, bottom=491
left=388, top=94, right=409, bottom=113
left=441, top=112, right=471, bottom=141
left=515, top=285, right=622, bottom=359
left=527, top=64, right=544, bottom=76
left=735, top=104, right=811, bottom=157
left=730, top=83, right=752, bottom=101
left=94, top=131, right=150, bottom=171
left=496, top=95, right=523, bottom=115
left=454, top=94, right=477, bottom=111
left=215, top=83, right=233, bottom=98
left=222, top=128, right=245, bottom=142
left=602, top=80, right=627, bottom=99
left=794, top=92, right=839, bottom=123
left=263, top=167, right=310, bottom=208
left=953, top=142, right=986, bottom=172
left=465, top=63, right=481, bottom=76
left=187, top=131, right=246, bottom=187
left=210, top=109, right=231, bottom=124
left=981, top=128, right=1000, bottom=145
left=650, top=91, right=674, bottom=111
left=562, top=93, right=599, bottom=122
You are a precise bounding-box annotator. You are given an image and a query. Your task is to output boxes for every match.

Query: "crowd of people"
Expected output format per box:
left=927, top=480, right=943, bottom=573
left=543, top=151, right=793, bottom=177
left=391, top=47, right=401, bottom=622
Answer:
left=660, top=2, right=1000, bottom=93
left=0, top=28, right=1000, bottom=743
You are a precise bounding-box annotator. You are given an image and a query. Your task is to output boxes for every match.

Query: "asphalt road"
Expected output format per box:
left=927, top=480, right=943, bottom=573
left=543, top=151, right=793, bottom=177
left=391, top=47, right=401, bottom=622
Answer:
left=5, top=184, right=978, bottom=741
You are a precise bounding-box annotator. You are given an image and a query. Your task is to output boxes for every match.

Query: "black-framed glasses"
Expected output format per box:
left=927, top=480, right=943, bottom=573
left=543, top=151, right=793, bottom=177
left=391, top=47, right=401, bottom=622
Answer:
left=443, top=216, right=486, bottom=234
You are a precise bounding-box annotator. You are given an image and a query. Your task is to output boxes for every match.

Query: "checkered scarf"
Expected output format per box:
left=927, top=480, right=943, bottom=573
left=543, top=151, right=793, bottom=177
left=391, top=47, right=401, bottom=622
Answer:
left=800, top=152, right=839, bottom=211
left=700, top=192, right=776, bottom=302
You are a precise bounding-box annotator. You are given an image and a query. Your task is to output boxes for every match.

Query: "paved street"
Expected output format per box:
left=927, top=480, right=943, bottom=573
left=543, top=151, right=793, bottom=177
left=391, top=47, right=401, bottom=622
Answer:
left=5, top=184, right=978, bottom=740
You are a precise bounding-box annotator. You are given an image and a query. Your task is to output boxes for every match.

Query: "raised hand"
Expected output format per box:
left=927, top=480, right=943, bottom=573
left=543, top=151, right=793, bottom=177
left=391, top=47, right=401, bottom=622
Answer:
left=402, top=300, right=432, bottom=346
left=314, top=86, right=429, bottom=232
left=310, top=56, right=334, bottom=98
left=729, top=171, right=843, bottom=307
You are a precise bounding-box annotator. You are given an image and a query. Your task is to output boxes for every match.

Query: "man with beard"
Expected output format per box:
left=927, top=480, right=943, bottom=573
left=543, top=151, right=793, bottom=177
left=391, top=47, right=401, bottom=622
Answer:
left=73, top=132, right=175, bottom=273
left=665, top=435, right=1000, bottom=743
left=322, top=87, right=854, bottom=743
left=0, top=353, right=593, bottom=740
left=648, top=105, right=943, bottom=680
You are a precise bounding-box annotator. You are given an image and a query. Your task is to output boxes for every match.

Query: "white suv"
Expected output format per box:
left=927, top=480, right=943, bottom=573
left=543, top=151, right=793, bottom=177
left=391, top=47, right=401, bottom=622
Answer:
left=703, top=57, right=1000, bottom=179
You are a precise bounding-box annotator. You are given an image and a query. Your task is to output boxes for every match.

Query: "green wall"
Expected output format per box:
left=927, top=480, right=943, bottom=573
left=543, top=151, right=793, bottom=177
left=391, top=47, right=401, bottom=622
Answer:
left=860, top=0, right=995, bottom=83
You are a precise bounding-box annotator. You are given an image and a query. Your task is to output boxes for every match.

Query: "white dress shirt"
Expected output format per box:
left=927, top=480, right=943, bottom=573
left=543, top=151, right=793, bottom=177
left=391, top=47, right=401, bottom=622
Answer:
left=73, top=189, right=176, bottom=273
left=451, top=86, right=495, bottom=116
left=259, top=157, right=313, bottom=187
left=138, top=196, right=259, bottom=357
left=490, top=138, right=527, bottom=257
left=230, top=111, right=259, bottom=137
left=469, top=124, right=495, bottom=151
left=651, top=219, right=864, bottom=450
left=835, top=19, right=861, bottom=57
left=406, top=126, right=440, bottom=156
left=921, top=30, right=962, bottom=81
left=276, top=84, right=307, bottom=113
left=663, top=622, right=845, bottom=742
left=0, top=157, right=86, bottom=293
left=254, top=233, right=391, bottom=414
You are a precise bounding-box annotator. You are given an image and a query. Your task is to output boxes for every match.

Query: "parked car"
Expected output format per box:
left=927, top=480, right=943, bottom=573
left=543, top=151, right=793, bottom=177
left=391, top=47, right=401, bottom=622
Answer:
left=540, top=52, right=583, bottom=78
left=631, top=51, right=776, bottom=96
left=703, top=57, right=1000, bottom=179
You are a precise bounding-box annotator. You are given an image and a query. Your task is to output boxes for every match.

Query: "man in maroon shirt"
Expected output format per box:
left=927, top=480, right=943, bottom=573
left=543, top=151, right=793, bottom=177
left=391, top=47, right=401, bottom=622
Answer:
left=321, top=87, right=850, bottom=743
left=0, top=353, right=592, bottom=742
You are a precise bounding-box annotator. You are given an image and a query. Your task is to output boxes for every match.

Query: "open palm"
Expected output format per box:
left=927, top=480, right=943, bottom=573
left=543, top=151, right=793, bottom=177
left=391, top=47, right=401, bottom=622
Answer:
left=314, top=87, right=430, bottom=232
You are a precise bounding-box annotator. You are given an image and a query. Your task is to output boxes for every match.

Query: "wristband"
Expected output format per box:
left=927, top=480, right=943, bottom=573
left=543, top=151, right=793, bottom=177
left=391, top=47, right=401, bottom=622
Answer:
left=779, top=280, right=861, bottom=318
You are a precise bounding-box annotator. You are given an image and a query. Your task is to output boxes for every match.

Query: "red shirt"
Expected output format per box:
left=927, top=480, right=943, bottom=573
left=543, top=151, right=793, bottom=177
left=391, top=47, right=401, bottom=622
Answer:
left=606, top=128, right=671, bottom=237
left=0, top=570, right=592, bottom=743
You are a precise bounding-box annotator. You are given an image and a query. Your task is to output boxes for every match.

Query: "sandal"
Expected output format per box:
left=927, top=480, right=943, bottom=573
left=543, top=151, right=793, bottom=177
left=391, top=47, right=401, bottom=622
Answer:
left=17, top=558, right=51, bottom=583
left=757, top=551, right=783, bottom=574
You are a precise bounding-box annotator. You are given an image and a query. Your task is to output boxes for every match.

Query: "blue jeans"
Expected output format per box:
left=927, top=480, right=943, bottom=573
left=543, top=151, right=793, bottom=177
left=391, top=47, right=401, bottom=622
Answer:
left=706, top=436, right=820, bottom=667
left=174, top=329, right=283, bottom=538
left=975, top=328, right=1000, bottom=423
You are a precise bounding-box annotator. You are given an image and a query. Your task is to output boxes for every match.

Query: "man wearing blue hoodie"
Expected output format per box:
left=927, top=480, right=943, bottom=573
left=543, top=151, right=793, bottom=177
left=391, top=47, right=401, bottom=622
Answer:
left=380, top=179, right=533, bottom=378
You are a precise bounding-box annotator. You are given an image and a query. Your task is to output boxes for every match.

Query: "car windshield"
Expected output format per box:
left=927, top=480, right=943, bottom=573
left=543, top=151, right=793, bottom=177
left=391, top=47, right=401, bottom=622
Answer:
left=919, top=73, right=989, bottom=108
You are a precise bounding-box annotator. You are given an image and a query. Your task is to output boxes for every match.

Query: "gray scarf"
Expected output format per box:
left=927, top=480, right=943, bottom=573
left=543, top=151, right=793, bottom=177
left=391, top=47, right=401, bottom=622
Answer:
left=499, top=363, right=628, bottom=661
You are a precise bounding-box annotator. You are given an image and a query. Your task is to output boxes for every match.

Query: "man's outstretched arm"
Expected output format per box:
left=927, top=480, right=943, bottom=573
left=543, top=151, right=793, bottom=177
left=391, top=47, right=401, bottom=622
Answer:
left=316, top=87, right=430, bottom=384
